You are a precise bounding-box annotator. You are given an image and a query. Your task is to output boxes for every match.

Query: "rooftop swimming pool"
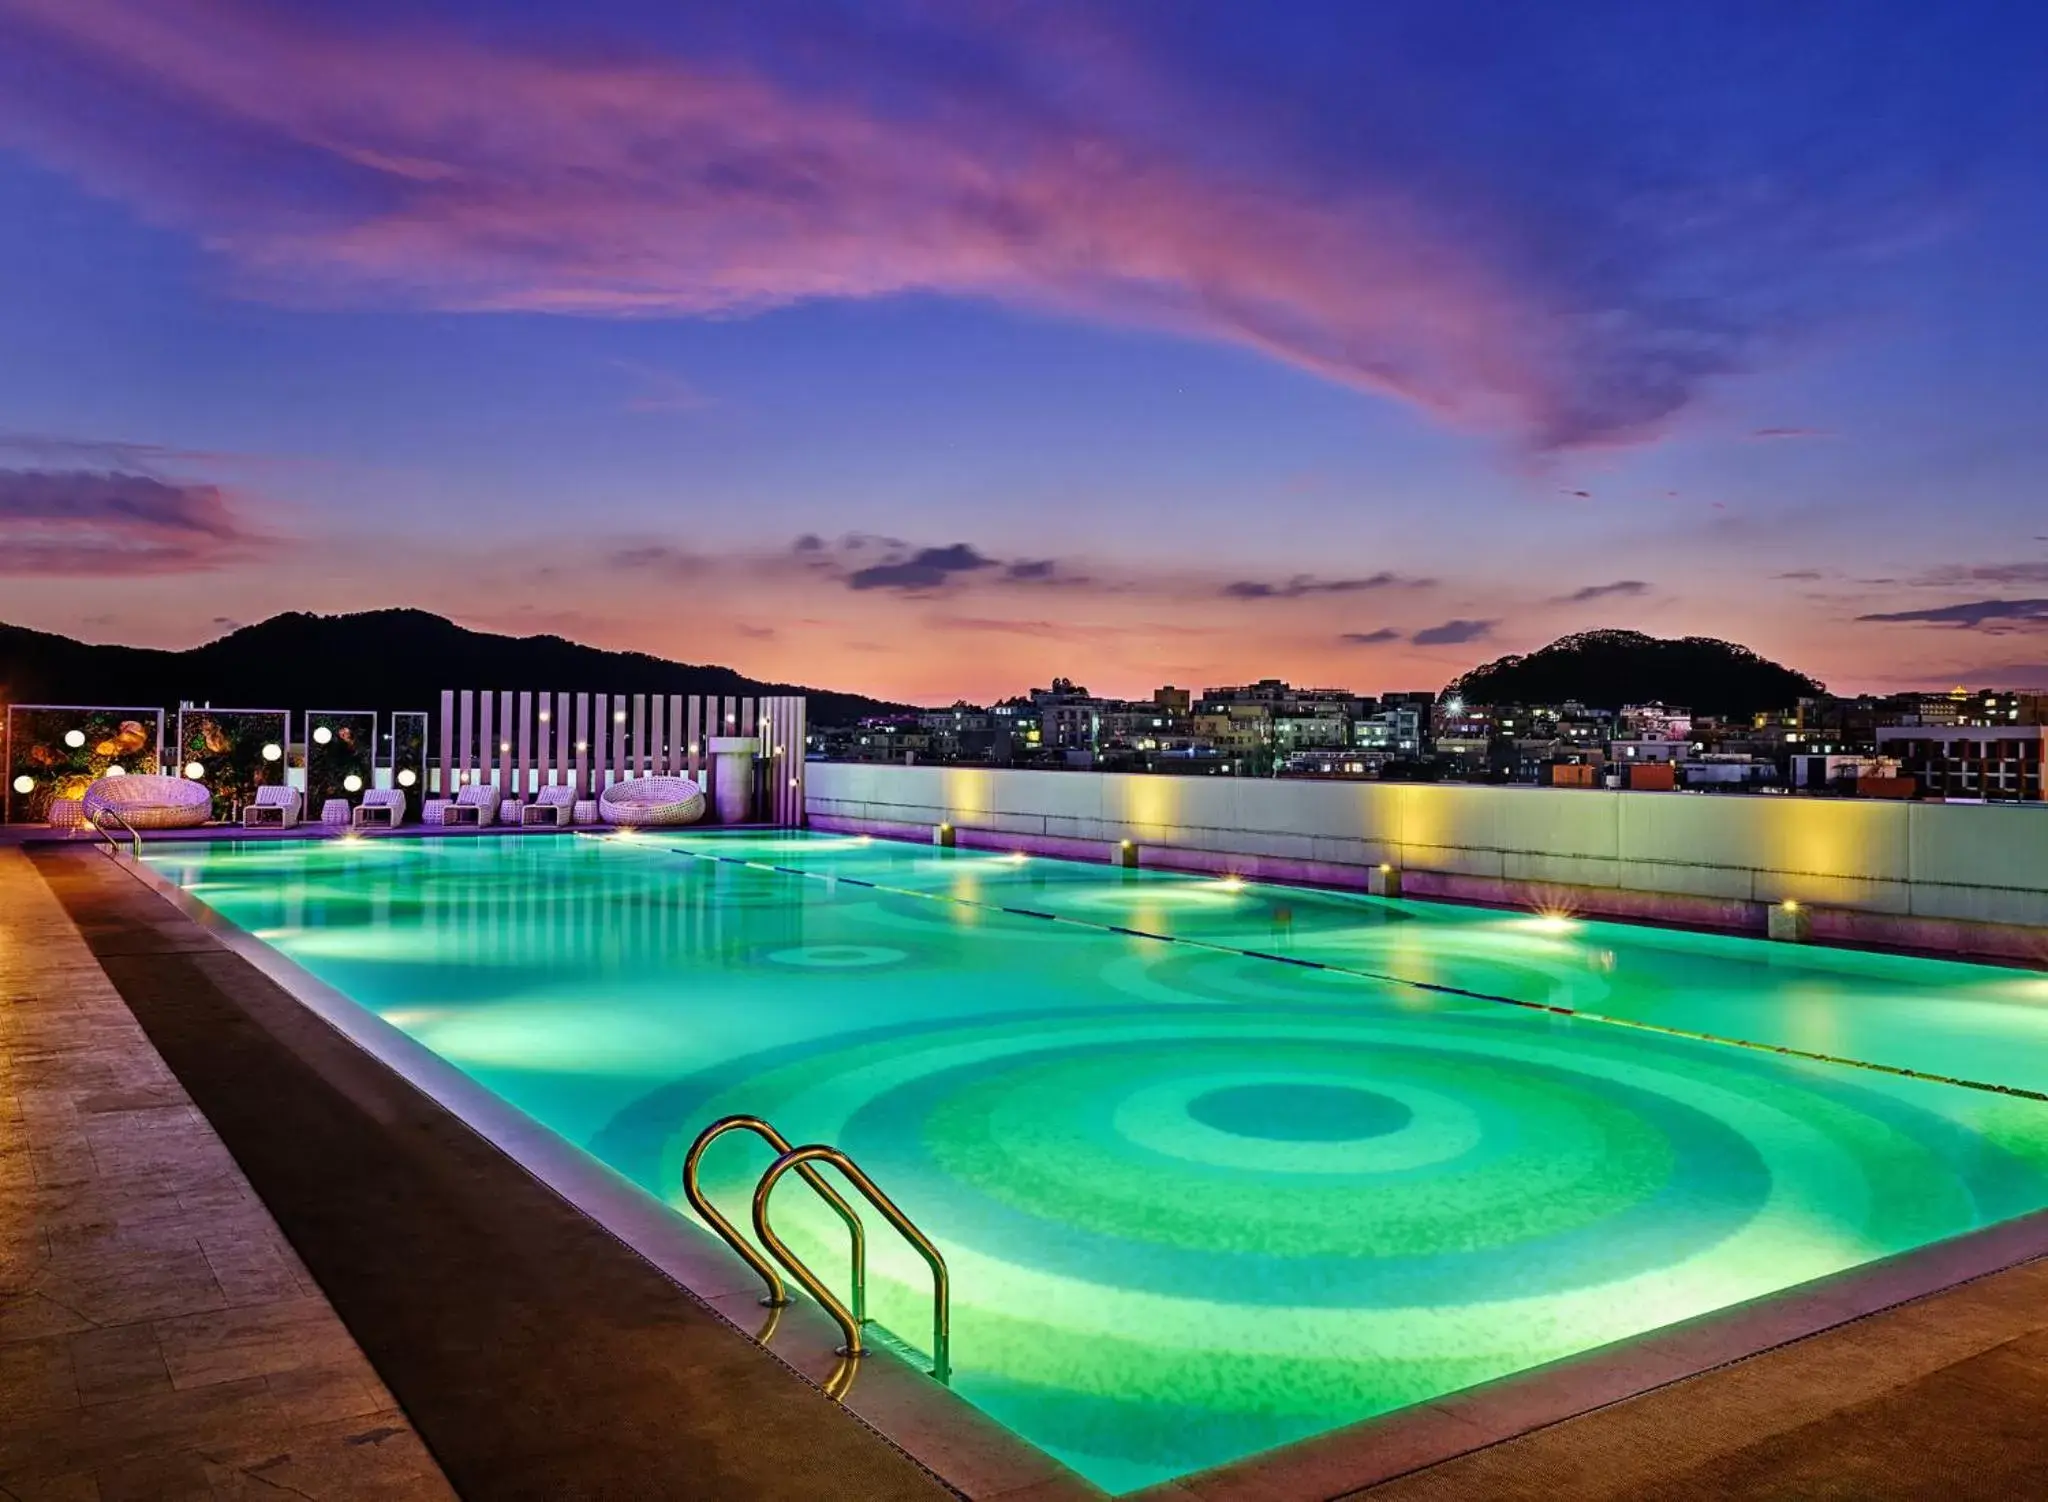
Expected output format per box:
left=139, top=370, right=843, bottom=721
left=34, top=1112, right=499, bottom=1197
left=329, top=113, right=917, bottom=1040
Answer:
left=145, top=832, right=2048, bottom=1493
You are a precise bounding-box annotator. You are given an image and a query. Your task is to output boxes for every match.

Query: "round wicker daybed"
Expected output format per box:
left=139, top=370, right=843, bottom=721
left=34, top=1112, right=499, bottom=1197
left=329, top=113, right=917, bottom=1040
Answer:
left=81, top=773, right=212, bottom=831
left=599, top=776, right=706, bottom=827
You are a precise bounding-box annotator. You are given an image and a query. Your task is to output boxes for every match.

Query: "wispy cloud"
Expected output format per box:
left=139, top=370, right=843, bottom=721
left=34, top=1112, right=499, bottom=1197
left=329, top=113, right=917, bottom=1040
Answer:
left=605, top=544, right=712, bottom=579
left=1223, top=573, right=1425, bottom=600
left=0, top=0, right=1924, bottom=450
left=847, top=543, right=997, bottom=593
left=1554, top=579, right=1649, bottom=604
left=610, top=359, right=717, bottom=415
left=1907, top=562, right=2048, bottom=588
left=1339, top=628, right=1402, bottom=645
left=1412, top=617, right=1498, bottom=647
left=1858, top=599, right=2048, bottom=630
left=0, top=468, right=272, bottom=574
left=0, top=431, right=238, bottom=471
left=1749, top=426, right=1833, bottom=440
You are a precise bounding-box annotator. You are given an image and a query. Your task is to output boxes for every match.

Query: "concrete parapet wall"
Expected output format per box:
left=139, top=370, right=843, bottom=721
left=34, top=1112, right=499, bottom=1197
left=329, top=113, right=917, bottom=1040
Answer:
left=805, top=763, right=2048, bottom=962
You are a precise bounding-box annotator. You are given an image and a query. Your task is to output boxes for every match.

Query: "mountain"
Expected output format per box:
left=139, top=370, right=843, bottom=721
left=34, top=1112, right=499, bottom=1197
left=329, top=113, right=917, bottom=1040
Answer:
left=0, top=610, right=914, bottom=726
left=1446, top=629, right=1824, bottom=718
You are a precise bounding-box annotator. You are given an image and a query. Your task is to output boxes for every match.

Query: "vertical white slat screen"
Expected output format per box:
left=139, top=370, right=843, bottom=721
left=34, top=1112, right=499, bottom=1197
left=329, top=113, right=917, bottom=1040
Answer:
left=438, top=691, right=455, bottom=796
left=432, top=689, right=806, bottom=823
left=456, top=691, right=474, bottom=788
left=516, top=691, right=533, bottom=796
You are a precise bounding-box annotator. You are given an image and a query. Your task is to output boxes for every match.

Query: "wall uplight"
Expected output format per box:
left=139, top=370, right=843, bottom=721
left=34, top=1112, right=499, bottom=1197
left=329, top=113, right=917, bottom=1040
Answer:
left=397, top=769, right=418, bottom=787
left=343, top=774, right=363, bottom=793
left=184, top=761, right=205, bottom=779
left=261, top=743, right=282, bottom=761
left=63, top=729, right=85, bottom=748
left=12, top=775, right=33, bottom=795
left=312, top=726, right=333, bottom=744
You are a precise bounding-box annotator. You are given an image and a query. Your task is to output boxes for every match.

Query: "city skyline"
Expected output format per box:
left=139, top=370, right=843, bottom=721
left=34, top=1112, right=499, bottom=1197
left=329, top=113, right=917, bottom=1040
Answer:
left=2, top=0, right=2046, bottom=703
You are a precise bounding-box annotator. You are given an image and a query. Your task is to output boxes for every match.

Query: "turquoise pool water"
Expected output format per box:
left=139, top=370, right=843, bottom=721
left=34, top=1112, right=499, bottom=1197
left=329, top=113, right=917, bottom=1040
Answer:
left=147, top=832, right=2048, bottom=1492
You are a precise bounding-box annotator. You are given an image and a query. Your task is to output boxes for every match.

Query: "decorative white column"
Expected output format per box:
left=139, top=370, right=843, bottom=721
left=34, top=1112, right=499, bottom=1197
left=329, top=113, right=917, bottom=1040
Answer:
left=707, top=736, right=759, bottom=824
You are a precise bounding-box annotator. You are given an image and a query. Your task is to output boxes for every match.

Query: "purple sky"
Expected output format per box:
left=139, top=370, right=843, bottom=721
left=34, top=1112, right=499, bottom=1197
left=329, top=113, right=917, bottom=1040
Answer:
left=2, top=0, right=2045, bottom=701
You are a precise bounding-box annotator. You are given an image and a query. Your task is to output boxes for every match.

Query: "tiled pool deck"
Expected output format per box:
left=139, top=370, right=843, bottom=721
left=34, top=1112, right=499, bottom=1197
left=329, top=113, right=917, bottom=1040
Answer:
left=9, top=829, right=2048, bottom=1500
left=0, top=846, right=452, bottom=1498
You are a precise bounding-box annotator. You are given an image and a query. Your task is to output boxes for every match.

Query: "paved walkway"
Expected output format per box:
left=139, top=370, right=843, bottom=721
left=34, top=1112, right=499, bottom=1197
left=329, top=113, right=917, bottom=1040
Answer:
left=1346, top=1251, right=2048, bottom=1501
left=0, top=846, right=454, bottom=1499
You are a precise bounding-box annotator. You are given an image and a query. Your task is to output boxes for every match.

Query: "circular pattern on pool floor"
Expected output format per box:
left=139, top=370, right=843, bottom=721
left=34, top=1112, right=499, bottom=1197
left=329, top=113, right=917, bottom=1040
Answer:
left=764, top=944, right=907, bottom=968
left=593, top=1000, right=2048, bottom=1489
left=1187, top=1082, right=1414, bottom=1141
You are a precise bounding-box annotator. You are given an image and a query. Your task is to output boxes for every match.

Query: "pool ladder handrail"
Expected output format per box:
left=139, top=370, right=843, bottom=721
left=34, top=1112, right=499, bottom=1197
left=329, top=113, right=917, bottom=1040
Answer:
left=682, top=1115, right=867, bottom=1322
left=90, top=804, right=142, bottom=859
left=682, top=1114, right=951, bottom=1383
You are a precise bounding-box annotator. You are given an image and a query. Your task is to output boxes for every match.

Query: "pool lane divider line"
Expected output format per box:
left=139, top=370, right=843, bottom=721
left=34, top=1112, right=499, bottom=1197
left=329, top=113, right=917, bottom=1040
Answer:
left=662, top=845, right=2048, bottom=1106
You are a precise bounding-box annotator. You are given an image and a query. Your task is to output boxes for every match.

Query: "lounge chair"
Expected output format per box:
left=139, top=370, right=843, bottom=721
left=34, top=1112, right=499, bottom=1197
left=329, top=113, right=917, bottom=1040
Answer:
left=83, top=774, right=211, bottom=832
left=600, top=776, right=706, bottom=827
left=443, top=783, right=502, bottom=826
left=521, top=785, right=577, bottom=826
left=352, top=789, right=406, bottom=829
left=241, top=784, right=302, bottom=829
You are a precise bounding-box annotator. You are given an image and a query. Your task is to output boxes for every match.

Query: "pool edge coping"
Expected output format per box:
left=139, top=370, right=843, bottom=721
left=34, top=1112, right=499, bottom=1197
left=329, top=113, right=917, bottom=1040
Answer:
left=112, top=837, right=2048, bottom=1501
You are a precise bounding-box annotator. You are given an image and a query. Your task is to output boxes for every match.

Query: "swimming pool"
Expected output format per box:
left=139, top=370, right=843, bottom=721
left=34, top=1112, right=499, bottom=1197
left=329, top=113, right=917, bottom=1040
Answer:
left=145, top=832, right=2048, bottom=1492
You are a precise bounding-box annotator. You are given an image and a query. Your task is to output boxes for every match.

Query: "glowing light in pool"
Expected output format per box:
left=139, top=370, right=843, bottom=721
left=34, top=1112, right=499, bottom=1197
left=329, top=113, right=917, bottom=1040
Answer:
left=1217, top=876, right=1246, bottom=892
left=1528, top=914, right=1576, bottom=934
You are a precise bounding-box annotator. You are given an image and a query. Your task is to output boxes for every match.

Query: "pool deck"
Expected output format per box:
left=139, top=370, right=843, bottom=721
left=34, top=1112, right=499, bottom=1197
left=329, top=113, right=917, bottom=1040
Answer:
left=1344, top=1245, right=2048, bottom=1500
left=11, top=834, right=2048, bottom=1499
left=0, top=845, right=452, bottom=1499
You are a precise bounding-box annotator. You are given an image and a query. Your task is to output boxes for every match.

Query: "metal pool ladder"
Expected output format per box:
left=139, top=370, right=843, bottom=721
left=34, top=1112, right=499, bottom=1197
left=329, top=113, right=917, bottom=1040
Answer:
left=90, top=805, right=142, bottom=859
left=682, top=1114, right=951, bottom=1383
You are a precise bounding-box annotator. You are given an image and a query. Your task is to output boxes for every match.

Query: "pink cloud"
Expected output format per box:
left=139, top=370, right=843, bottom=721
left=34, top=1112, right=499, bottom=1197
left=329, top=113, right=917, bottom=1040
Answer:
left=0, top=0, right=1695, bottom=449
left=0, top=468, right=273, bottom=574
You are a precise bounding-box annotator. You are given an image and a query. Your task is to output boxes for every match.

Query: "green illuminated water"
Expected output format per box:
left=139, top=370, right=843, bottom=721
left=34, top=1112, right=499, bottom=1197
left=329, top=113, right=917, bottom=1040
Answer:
left=146, top=832, right=2048, bottom=1492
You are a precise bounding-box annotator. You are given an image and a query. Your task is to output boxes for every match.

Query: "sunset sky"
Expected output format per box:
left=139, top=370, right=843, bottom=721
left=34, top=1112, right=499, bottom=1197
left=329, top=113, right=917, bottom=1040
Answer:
left=2, top=0, right=2045, bottom=703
